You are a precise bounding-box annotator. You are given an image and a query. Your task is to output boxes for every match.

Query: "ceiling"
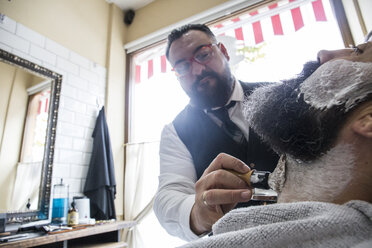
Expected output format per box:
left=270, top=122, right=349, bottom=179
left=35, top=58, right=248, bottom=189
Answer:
left=106, top=0, right=155, bottom=11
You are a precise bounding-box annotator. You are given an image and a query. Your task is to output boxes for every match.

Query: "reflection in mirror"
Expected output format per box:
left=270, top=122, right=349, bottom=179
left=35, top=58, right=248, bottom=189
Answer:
left=0, top=49, right=61, bottom=229
left=0, top=61, right=50, bottom=212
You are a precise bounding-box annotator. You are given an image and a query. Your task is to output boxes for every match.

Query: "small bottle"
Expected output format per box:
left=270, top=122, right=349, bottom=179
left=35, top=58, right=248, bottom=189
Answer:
left=67, top=201, right=79, bottom=226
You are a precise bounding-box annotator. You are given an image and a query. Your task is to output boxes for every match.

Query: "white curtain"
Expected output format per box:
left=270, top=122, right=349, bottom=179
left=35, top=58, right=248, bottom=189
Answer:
left=11, top=162, right=42, bottom=211
left=122, top=141, right=160, bottom=248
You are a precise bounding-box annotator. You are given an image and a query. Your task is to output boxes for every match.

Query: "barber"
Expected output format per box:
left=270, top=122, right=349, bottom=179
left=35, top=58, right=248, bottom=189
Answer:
left=153, top=24, right=279, bottom=241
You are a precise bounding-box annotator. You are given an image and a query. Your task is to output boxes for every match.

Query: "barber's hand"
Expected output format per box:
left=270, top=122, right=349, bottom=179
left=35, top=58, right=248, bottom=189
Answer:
left=190, top=153, right=253, bottom=235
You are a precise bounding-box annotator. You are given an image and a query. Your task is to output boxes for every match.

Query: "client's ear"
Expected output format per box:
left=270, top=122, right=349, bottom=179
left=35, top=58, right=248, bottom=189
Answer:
left=352, top=109, right=372, bottom=138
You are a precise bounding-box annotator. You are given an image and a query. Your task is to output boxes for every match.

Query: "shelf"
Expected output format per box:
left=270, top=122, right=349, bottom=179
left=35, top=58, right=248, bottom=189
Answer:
left=69, top=241, right=128, bottom=248
left=0, top=220, right=136, bottom=248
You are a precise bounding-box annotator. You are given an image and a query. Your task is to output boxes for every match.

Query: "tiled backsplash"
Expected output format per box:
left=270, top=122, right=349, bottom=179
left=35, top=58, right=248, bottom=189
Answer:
left=0, top=15, right=107, bottom=200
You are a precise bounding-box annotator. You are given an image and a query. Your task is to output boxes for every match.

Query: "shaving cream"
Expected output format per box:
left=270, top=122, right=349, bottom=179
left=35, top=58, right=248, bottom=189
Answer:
left=299, top=60, right=372, bottom=112
left=278, top=143, right=355, bottom=202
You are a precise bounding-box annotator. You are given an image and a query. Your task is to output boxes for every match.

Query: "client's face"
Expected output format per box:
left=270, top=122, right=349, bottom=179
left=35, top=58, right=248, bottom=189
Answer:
left=245, top=42, right=372, bottom=203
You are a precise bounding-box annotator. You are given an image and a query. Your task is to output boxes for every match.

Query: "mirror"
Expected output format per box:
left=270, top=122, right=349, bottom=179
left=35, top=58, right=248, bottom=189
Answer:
left=0, top=49, right=61, bottom=229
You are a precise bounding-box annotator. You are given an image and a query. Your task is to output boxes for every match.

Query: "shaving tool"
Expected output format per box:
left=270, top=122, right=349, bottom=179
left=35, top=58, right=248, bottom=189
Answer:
left=225, top=169, right=271, bottom=189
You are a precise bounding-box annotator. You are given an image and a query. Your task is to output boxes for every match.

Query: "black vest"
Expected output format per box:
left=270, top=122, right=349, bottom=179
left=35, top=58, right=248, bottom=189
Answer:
left=173, top=82, right=279, bottom=179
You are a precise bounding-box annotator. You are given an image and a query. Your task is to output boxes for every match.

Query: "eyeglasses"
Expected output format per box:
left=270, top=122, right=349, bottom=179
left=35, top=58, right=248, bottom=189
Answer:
left=172, top=43, right=218, bottom=76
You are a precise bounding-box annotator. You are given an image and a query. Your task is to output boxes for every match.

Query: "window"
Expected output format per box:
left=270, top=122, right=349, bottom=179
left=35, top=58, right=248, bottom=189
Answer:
left=129, top=0, right=344, bottom=143
left=210, top=0, right=344, bottom=82
left=21, top=87, right=51, bottom=163
left=128, top=43, right=188, bottom=143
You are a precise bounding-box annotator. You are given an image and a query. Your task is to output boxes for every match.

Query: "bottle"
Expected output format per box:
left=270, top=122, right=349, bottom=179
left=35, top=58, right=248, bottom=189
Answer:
left=51, top=179, right=69, bottom=224
left=67, top=201, right=79, bottom=226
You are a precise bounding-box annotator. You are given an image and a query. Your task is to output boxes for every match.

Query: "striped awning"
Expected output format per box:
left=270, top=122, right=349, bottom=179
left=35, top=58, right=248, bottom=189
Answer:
left=134, top=0, right=327, bottom=83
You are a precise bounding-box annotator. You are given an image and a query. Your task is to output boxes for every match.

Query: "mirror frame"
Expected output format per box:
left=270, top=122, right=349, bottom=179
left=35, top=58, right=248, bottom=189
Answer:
left=0, top=49, right=62, bottom=227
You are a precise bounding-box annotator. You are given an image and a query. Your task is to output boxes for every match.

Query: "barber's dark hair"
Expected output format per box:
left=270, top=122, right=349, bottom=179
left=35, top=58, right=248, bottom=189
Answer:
left=245, top=61, right=372, bottom=162
left=165, top=24, right=217, bottom=59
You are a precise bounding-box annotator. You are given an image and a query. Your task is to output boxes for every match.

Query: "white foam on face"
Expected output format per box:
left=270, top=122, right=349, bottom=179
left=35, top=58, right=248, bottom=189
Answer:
left=299, top=60, right=372, bottom=112
left=279, top=143, right=355, bottom=203
left=268, top=155, right=286, bottom=193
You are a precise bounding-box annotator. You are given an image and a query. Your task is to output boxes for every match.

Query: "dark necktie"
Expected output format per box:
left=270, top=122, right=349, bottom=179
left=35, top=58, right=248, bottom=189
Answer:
left=209, top=101, right=247, bottom=145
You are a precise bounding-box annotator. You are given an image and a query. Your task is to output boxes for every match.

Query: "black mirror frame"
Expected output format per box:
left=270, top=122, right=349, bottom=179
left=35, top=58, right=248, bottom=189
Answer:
left=0, top=48, right=62, bottom=226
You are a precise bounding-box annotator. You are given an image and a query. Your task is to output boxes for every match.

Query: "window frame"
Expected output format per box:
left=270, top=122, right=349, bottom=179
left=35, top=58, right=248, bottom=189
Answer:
left=124, top=0, right=353, bottom=147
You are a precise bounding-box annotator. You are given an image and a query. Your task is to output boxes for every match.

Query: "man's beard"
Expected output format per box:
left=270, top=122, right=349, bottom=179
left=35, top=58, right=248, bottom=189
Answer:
left=302, top=60, right=321, bottom=77
left=244, top=60, right=323, bottom=161
left=189, top=67, right=233, bottom=109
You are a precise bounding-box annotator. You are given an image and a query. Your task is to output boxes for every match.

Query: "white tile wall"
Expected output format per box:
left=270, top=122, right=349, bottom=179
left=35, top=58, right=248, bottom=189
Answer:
left=0, top=15, right=16, bottom=33
left=57, top=56, right=79, bottom=75
left=0, top=42, right=12, bottom=52
left=67, top=74, right=89, bottom=90
left=70, top=51, right=91, bottom=69
left=30, top=44, right=56, bottom=65
left=16, top=23, right=46, bottom=47
left=0, top=28, right=30, bottom=53
left=0, top=15, right=107, bottom=201
left=45, top=38, right=69, bottom=59
left=80, top=66, right=99, bottom=84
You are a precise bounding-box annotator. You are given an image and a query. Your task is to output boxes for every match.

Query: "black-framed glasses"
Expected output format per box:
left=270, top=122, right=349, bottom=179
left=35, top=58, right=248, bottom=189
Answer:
left=172, top=43, right=218, bottom=76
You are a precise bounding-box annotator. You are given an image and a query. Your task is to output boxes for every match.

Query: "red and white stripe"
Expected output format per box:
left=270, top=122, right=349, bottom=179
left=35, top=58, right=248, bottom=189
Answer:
left=134, top=0, right=327, bottom=83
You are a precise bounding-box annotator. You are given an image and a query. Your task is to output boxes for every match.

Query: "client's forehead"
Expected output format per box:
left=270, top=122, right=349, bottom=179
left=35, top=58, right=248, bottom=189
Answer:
left=300, top=59, right=372, bottom=112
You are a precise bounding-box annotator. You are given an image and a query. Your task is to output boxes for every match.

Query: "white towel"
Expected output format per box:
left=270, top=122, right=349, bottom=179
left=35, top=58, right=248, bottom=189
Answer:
left=179, top=200, right=372, bottom=248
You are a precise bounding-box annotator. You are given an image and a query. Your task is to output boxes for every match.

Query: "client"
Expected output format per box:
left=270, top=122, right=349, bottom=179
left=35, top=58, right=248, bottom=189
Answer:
left=180, top=40, right=372, bottom=247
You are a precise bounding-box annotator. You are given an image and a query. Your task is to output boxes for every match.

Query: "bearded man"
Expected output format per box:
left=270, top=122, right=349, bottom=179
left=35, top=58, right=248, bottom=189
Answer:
left=154, top=24, right=279, bottom=240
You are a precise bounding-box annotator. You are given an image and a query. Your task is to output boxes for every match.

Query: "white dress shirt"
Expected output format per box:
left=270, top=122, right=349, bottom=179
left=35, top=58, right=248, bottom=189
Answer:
left=153, top=80, right=249, bottom=241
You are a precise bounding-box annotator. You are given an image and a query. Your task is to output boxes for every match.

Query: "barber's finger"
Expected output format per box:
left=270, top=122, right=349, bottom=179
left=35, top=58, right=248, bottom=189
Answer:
left=202, top=153, right=250, bottom=177
left=198, top=169, right=249, bottom=190
left=203, top=189, right=252, bottom=206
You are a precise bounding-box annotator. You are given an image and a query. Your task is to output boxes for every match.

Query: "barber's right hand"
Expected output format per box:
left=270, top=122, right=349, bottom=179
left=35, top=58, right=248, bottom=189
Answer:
left=190, top=153, right=253, bottom=235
